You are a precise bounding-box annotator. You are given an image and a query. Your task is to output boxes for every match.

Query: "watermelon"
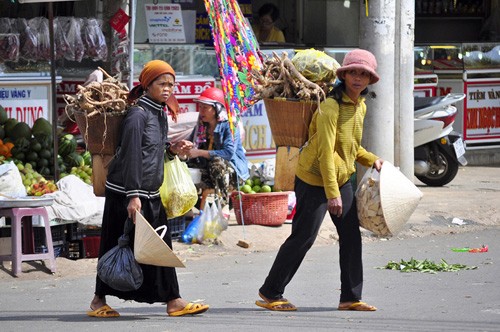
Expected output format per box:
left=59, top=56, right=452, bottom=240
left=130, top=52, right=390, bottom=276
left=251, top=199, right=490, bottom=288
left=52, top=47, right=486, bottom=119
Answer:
left=59, top=134, right=77, bottom=156
left=11, top=122, right=32, bottom=141
left=39, top=149, right=52, bottom=159
left=4, top=118, right=18, bottom=138
left=34, top=133, right=53, bottom=149
left=31, top=118, right=52, bottom=137
left=82, top=150, right=91, bottom=166
left=14, top=137, right=31, bottom=152
left=64, top=152, right=84, bottom=167
left=0, top=105, right=8, bottom=125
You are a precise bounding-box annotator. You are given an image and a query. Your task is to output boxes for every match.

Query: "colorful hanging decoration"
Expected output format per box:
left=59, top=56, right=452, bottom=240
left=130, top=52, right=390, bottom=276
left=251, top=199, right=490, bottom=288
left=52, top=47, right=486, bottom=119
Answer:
left=203, top=0, right=263, bottom=135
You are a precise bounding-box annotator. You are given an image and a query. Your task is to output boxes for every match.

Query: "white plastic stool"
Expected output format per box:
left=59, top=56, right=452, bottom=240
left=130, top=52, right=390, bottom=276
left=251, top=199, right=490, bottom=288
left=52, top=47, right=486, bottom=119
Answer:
left=0, top=207, right=57, bottom=277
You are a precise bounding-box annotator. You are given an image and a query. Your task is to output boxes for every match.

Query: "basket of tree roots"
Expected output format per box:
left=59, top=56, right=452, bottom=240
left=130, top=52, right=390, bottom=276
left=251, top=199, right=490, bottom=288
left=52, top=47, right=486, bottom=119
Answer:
left=230, top=191, right=290, bottom=227
left=64, top=67, right=129, bottom=155
left=252, top=49, right=340, bottom=148
left=355, top=162, right=423, bottom=237
left=64, top=67, right=129, bottom=196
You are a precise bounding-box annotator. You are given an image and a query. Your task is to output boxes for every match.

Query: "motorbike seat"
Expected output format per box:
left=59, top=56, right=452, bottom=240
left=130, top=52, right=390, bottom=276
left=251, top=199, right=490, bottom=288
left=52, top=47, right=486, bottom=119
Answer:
left=414, top=96, right=445, bottom=111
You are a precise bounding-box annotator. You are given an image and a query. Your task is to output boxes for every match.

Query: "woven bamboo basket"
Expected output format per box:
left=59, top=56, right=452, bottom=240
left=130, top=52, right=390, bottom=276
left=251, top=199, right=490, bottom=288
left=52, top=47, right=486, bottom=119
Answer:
left=230, top=191, right=289, bottom=227
left=91, top=154, right=114, bottom=197
left=74, top=110, right=126, bottom=155
left=264, top=98, right=318, bottom=148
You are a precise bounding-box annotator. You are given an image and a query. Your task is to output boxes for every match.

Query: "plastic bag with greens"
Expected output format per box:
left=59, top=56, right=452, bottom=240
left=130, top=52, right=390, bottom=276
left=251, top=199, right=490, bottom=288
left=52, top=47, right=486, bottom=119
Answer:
left=160, top=156, right=198, bottom=219
left=291, top=49, right=340, bottom=83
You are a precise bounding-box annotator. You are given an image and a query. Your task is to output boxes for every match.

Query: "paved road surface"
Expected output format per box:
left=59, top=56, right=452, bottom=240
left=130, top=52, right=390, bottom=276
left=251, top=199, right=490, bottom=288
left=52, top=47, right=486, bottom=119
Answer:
left=0, top=166, right=499, bottom=331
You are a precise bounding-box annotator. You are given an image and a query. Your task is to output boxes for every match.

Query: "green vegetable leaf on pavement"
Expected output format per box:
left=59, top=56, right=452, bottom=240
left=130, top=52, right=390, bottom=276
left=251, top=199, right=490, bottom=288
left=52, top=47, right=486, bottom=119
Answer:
left=378, top=258, right=477, bottom=274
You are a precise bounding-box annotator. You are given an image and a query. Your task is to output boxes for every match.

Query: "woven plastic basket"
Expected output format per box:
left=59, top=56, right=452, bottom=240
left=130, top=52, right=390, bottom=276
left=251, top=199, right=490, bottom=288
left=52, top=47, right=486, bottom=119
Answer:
left=230, top=191, right=289, bottom=227
left=74, top=110, right=126, bottom=155
left=264, top=98, right=318, bottom=148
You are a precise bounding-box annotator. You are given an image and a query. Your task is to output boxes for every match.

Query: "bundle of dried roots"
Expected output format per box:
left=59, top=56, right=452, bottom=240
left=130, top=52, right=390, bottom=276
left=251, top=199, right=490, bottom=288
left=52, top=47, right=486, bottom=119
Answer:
left=64, top=67, right=129, bottom=118
left=251, top=51, right=327, bottom=105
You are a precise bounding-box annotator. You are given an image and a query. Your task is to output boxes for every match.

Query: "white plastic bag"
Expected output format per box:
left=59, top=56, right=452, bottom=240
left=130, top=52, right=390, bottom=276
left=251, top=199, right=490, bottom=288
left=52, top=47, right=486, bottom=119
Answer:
left=196, top=201, right=213, bottom=243
left=355, top=167, right=387, bottom=235
left=0, top=161, right=27, bottom=198
left=203, top=199, right=228, bottom=240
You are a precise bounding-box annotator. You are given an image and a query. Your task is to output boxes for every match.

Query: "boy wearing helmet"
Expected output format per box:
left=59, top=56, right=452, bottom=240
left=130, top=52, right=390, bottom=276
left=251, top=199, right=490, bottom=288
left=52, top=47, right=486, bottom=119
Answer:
left=188, top=87, right=249, bottom=205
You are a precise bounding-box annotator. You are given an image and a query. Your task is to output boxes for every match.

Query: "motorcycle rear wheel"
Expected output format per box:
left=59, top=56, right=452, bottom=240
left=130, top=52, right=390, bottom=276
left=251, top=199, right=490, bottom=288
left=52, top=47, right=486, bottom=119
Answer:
left=416, top=147, right=459, bottom=186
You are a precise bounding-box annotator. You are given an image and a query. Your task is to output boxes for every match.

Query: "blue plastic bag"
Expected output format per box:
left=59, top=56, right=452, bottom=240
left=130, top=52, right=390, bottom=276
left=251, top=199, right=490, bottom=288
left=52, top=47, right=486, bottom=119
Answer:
left=181, top=211, right=203, bottom=244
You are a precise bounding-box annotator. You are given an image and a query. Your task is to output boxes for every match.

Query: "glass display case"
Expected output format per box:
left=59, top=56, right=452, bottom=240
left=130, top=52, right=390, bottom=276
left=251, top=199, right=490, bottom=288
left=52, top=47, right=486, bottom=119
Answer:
left=414, top=43, right=500, bottom=74
left=462, top=43, right=500, bottom=79
left=133, top=43, right=219, bottom=79
left=413, top=43, right=500, bottom=147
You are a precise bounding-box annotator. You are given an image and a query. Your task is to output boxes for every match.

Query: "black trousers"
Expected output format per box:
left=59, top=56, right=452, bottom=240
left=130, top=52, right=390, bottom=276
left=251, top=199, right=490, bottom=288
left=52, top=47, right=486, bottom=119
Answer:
left=95, top=189, right=181, bottom=304
left=259, top=177, right=363, bottom=303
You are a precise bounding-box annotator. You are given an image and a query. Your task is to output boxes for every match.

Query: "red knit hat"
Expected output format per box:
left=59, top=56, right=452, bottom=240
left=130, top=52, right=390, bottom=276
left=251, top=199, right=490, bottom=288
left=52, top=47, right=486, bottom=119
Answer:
left=336, top=49, right=379, bottom=84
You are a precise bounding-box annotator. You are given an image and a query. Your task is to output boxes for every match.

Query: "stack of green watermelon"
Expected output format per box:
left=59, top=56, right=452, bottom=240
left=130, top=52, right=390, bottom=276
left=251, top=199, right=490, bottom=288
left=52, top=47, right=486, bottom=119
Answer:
left=0, top=105, right=90, bottom=179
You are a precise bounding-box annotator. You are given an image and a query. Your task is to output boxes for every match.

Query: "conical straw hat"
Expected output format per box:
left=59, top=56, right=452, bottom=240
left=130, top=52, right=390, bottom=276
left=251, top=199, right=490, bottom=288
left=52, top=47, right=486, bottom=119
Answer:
left=379, top=161, right=423, bottom=235
left=134, top=211, right=185, bottom=268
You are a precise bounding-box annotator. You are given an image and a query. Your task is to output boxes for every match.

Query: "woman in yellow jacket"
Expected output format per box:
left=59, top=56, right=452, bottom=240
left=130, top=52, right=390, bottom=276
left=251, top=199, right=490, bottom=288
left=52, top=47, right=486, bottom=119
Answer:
left=256, top=49, right=383, bottom=312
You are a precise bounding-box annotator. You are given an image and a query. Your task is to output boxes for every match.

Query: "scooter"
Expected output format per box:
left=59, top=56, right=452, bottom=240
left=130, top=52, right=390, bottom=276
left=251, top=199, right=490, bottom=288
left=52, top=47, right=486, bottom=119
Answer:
left=414, top=93, right=467, bottom=186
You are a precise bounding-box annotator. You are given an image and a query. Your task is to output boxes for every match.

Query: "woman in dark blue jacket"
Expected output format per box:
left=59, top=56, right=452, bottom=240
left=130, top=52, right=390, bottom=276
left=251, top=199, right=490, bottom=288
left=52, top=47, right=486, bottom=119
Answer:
left=88, top=60, right=209, bottom=318
left=187, top=87, right=249, bottom=205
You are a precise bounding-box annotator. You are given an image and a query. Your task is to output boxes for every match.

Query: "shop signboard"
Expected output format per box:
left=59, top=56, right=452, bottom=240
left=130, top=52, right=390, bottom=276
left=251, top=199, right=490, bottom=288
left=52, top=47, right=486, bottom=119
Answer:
left=0, top=78, right=53, bottom=126
left=241, top=100, right=276, bottom=162
left=144, top=3, right=186, bottom=43
left=463, top=79, right=500, bottom=146
left=195, top=13, right=213, bottom=45
left=173, top=76, right=216, bottom=113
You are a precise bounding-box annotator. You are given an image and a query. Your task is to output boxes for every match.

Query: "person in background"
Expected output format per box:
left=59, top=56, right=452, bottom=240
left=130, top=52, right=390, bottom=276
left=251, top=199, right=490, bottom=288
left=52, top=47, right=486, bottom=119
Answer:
left=252, top=3, right=286, bottom=43
left=87, top=60, right=209, bottom=318
left=255, top=49, right=383, bottom=312
left=187, top=87, right=250, bottom=206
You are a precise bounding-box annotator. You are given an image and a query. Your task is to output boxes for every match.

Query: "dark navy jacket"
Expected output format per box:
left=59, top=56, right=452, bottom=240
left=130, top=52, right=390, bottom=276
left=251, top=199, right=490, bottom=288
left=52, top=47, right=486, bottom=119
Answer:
left=105, top=96, right=168, bottom=199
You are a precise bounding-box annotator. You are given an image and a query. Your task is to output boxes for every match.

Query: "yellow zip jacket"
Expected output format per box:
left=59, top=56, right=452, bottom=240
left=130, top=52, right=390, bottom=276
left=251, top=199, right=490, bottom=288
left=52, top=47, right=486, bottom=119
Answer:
left=296, top=93, right=378, bottom=199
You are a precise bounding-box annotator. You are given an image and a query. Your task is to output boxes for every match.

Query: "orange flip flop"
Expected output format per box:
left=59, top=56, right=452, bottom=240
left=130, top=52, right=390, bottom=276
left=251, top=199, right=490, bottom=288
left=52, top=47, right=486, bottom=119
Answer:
left=87, top=304, right=120, bottom=318
left=255, top=300, right=297, bottom=311
left=338, top=301, right=377, bottom=311
left=168, top=302, right=210, bottom=317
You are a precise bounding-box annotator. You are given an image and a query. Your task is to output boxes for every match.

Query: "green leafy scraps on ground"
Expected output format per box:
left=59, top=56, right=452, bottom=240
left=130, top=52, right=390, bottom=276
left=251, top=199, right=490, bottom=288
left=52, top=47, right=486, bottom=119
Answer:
left=378, top=258, right=478, bottom=274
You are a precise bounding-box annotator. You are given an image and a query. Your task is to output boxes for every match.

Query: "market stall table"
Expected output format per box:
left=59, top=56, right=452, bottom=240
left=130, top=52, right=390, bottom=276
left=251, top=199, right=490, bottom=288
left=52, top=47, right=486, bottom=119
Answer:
left=0, top=197, right=56, bottom=277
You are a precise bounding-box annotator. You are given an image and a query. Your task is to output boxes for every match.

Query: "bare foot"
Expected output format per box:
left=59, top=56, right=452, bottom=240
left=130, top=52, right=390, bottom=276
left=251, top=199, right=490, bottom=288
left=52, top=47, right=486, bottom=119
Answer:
left=166, top=298, right=190, bottom=315
left=90, top=295, right=106, bottom=311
